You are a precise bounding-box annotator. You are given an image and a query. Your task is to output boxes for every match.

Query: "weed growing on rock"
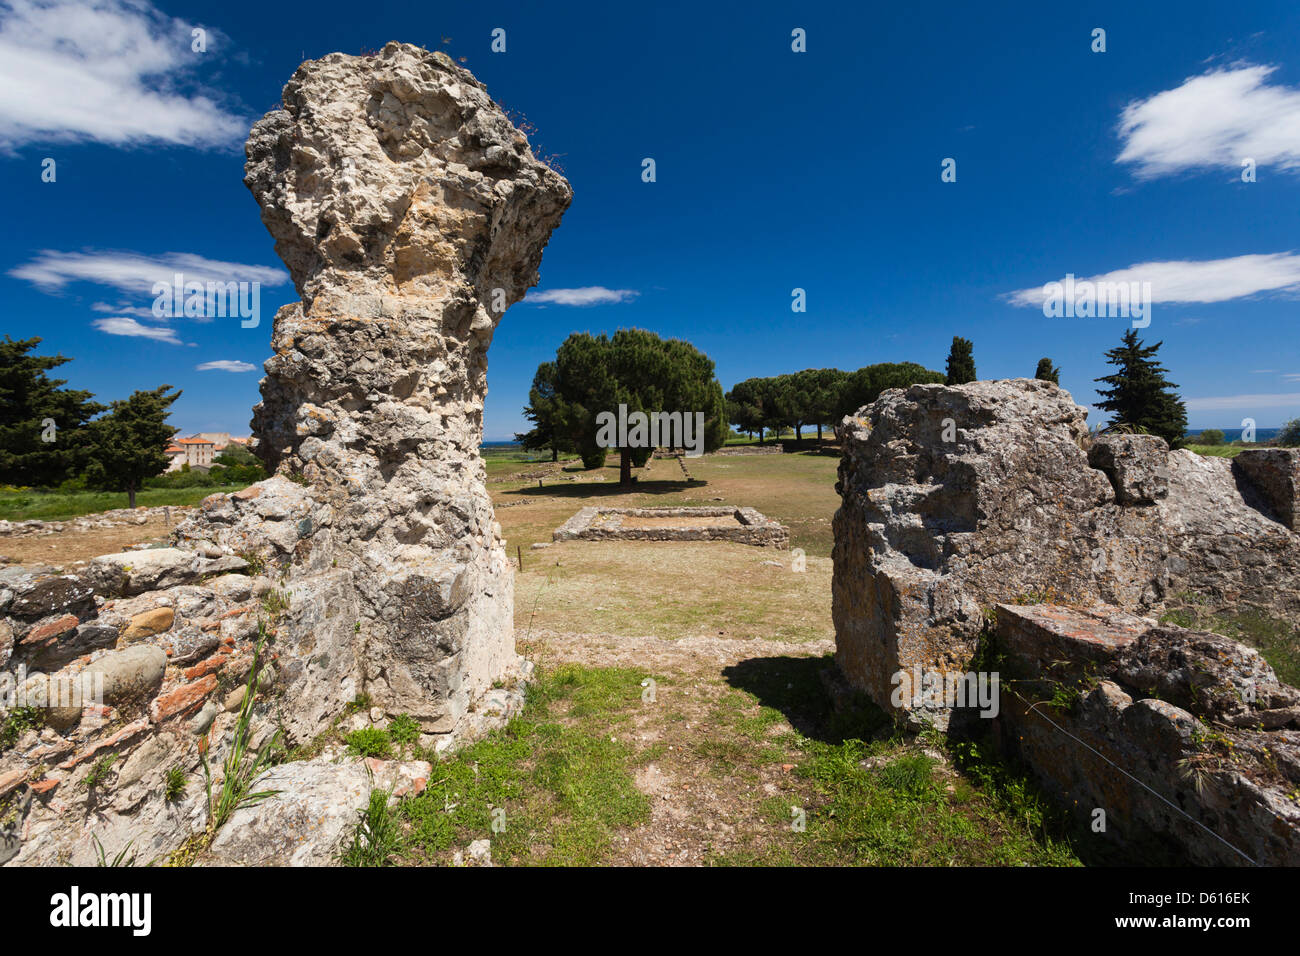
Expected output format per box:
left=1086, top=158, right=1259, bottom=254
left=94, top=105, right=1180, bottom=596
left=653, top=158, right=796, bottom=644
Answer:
left=0, top=706, right=43, bottom=753
left=83, top=754, right=116, bottom=790
left=338, top=788, right=403, bottom=866
left=236, top=549, right=267, bottom=577
left=164, top=765, right=187, bottom=801
left=388, top=713, right=420, bottom=747
left=91, top=833, right=136, bottom=867
left=345, top=727, right=393, bottom=759
left=261, top=587, right=292, bottom=621
left=201, top=629, right=284, bottom=834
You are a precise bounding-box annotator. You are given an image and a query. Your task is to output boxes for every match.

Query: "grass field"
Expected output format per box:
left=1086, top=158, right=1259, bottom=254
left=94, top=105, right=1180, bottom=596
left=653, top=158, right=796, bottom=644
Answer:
left=1183, top=443, right=1246, bottom=458
left=332, top=660, right=1083, bottom=867
left=0, top=485, right=253, bottom=521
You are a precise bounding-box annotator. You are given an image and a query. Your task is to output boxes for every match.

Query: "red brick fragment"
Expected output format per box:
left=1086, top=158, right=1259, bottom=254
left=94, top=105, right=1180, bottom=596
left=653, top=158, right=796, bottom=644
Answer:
left=149, top=675, right=218, bottom=722
left=184, top=654, right=230, bottom=681
left=20, top=613, right=79, bottom=645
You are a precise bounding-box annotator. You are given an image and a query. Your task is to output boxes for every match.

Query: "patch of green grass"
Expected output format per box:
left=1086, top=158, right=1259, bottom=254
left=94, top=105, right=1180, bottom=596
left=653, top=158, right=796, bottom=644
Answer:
left=718, top=733, right=1079, bottom=867
left=1160, top=600, right=1300, bottom=688
left=345, top=728, right=394, bottom=759
left=397, top=663, right=650, bottom=866
left=1185, top=444, right=1247, bottom=459
left=338, top=788, right=404, bottom=867
left=0, top=485, right=254, bottom=521
left=710, top=655, right=1081, bottom=866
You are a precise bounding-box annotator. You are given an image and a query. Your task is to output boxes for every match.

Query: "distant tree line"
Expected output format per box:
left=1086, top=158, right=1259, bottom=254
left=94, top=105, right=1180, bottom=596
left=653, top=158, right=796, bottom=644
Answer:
left=724, top=364, right=946, bottom=442
left=514, top=324, right=1210, bottom=465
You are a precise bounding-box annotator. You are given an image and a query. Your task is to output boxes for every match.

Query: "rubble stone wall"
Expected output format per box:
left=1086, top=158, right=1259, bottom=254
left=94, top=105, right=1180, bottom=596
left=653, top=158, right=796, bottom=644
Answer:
left=830, top=377, right=1300, bottom=864
left=231, top=42, right=570, bottom=738
left=993, top=603, right=1300, bottom=866
left=831, top=378, right=1300, bottom=729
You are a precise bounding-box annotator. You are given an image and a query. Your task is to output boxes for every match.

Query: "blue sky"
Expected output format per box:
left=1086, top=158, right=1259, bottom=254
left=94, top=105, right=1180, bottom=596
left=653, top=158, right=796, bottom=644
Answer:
left=2, top=0, right=1300, bottom=439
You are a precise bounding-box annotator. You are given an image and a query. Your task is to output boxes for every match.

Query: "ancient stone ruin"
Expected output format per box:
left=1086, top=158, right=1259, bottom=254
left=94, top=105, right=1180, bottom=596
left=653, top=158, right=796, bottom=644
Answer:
left=832, top=378, right=1300, bottom=863
left=225, top=40, right=569, bottom=741
left=0, top=43, right=569, bottom=866
left=553, top=506, right=789, bottom=548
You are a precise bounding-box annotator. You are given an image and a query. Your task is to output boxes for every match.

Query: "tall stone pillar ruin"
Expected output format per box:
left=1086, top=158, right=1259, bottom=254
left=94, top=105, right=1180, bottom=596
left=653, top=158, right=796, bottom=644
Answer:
left=232, top=42, right=570, bottom=743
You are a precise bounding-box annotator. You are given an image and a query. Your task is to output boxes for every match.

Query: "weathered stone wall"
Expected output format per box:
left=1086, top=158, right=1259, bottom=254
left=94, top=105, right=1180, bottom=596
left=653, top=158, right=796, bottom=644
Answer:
left=994, top=603, right=1300, bottom=866
left=0, top=506, right=192, bottom=539
left=831, top=378, right=1300, bottom=728
left=709, top=445, right=784, bottom=456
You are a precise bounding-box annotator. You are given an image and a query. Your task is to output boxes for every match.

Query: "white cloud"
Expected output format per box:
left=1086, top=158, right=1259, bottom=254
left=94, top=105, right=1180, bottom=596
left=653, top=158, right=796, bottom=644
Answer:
left=0, top=0, right=246, bottom=150
left=1184, top=393, right=1300, bottom=411
left=1006, top=253, right=1300, bottom=308
left=1117, top=64, right=1300, bottom=178
left=92, top=300, right=164, bottom=321
left=196, top=359, right=255, bottom=372
left=12, top=250, right=287, bottom=295
left=93, top=315, right=183, bottom=344
left=524, top=287, right=638, bottom=306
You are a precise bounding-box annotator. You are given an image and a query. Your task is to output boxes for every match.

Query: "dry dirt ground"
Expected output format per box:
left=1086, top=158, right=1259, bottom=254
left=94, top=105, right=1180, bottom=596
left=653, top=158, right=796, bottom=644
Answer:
left=518, top=627, right=837, bottom=865
left=0, top=519, right=176, bottom=567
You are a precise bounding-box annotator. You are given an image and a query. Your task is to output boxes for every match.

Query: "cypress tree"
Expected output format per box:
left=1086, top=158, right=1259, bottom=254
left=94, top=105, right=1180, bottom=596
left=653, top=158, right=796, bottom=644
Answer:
left=1035, top=357, right=1060, bottom=384
left=945, top=337, right=976, bottom=385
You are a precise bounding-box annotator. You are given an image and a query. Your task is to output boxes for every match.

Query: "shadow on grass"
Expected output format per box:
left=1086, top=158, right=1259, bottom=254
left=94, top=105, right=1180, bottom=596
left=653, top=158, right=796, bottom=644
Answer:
left=512, top=478, right=710, bottom=499
left=724, top=653, right=1128, bottom=865
left=721, top=653, right=891, bottom=744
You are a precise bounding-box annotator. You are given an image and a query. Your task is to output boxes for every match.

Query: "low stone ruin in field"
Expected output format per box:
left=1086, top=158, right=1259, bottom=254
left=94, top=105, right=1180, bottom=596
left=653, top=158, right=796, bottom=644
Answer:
left=553, top=506, right=789, bottom=548
left=832, top=378, right=1300, bottom=864
left=0, top=506, right=192, bottom=540
left=0, top=43, right=568, bottom=866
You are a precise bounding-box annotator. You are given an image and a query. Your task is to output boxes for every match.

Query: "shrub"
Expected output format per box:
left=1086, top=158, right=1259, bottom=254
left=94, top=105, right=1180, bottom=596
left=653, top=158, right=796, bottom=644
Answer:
left=1198, top=429, right=1225, bottom=446
left=1280, top=418, right=1300, bottom=447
